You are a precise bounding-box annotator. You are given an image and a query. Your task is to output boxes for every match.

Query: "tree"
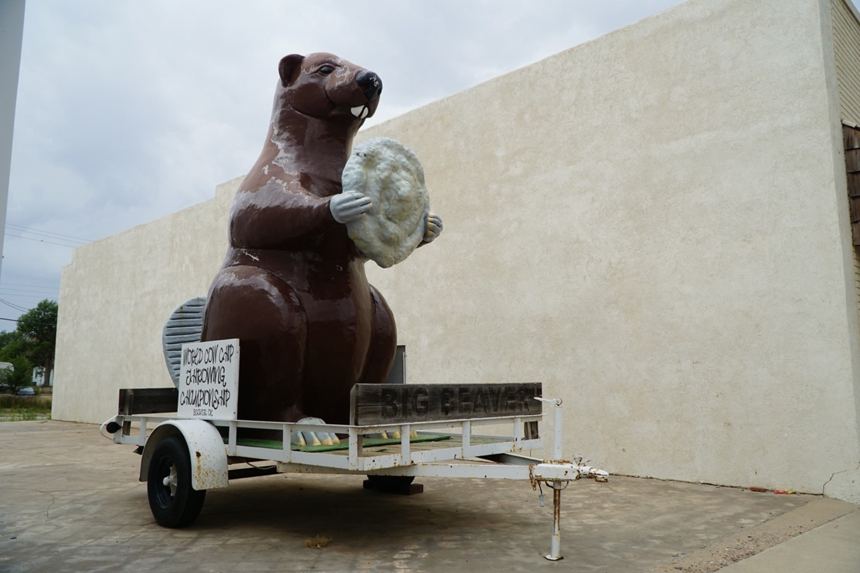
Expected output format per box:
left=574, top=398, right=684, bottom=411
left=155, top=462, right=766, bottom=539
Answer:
left=0, top=355, right=33, bottom=394
left=0, top=331, right=27, bottom=364
left=0, top=330, right=20, bottom=349
left=14, top=300, right=58, bottom=387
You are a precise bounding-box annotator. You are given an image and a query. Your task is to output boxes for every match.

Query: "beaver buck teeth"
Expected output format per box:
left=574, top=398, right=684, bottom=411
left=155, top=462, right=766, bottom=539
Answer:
left=351, top=105, right=369, bottom=119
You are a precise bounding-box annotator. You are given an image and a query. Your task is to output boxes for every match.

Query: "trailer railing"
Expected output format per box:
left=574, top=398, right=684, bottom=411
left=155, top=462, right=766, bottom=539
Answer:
left=111, top=413, right=543, bottom=472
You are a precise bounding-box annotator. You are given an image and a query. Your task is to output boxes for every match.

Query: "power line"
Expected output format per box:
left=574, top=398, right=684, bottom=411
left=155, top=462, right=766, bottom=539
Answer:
left=0, top=299, right=30, bottom=312
left=0, top=293, right=39, bottom=296
left=6, top=231, right=86, bottom=245
left=0, top=282, right=59, bottom=290
left=0, top=285, right=58, bottom=291
left=4, top=233, right=82, bottom=248
left=6, top=223, right=93, bottom=244
left=0, top=317, right=56, bottom=326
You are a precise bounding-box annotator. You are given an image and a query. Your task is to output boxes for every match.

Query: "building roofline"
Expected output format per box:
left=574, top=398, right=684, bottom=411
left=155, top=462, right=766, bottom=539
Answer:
left=846, top=0, right=860, bottom=25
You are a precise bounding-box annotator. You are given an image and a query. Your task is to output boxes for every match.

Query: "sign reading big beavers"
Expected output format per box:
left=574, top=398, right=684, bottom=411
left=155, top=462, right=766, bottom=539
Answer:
left=350, top=383, right=542, bottom=425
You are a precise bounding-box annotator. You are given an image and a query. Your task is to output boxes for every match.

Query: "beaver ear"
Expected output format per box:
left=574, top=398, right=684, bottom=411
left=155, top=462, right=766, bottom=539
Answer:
left=279, top=54, right=305, bottom=86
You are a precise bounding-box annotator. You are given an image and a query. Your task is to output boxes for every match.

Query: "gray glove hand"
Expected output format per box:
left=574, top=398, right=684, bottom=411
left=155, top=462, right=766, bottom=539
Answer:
left=330, top=190, right=372, bottom=224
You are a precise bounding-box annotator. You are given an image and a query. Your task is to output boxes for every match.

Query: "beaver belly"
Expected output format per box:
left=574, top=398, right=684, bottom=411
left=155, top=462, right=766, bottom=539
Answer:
left=341, top=137, right=430, bottom=268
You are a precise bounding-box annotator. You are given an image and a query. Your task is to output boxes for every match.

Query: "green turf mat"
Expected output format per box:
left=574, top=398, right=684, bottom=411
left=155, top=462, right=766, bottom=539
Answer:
left=229, top=433, right=452, bottom=453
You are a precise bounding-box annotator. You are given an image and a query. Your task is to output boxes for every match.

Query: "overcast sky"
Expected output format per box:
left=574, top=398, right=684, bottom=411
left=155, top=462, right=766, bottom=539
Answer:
left=5, top=0, right=685, bottom=325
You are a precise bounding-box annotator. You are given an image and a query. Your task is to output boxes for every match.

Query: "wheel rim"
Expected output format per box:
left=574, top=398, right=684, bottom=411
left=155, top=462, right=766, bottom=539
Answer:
left=154, top=456, right=178, bottom=507
left=164, top=465, right=178, bottom=497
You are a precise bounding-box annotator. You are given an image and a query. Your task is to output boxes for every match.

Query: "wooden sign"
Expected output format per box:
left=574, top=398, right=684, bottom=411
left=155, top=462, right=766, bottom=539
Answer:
left=350, top=383, right=542, bottom=425
left=118, top=388, right=178, bottom=415
left=177, top=339, right=239, bottom=420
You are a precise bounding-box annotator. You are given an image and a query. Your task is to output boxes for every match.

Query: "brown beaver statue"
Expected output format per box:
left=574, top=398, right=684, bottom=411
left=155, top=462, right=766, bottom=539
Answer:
left=200, top=53, right=442, bottom=436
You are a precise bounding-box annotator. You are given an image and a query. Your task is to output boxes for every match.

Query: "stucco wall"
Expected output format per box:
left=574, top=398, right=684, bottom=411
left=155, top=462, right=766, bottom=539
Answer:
left=357, top=0, right=860, bottom=501
left=54, top=0, right=860, bottom=501
left=52, top=178, right=240, bottom=422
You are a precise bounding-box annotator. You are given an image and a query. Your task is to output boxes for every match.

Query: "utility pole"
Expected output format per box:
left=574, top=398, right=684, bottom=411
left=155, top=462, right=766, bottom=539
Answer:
left=0, top=0, right=26, bottom=285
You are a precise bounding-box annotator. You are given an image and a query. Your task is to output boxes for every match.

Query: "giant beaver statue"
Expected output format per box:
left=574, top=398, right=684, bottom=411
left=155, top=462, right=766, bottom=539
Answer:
left=200, top=53, right=442, bottom=431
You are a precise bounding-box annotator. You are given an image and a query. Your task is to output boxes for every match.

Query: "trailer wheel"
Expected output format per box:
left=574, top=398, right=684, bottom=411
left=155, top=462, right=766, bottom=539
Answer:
left=147, top=435, right=206, bottom=527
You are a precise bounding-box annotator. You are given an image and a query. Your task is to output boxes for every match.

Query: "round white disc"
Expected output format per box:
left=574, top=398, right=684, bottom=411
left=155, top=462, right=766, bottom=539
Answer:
left=341, top=137, right=430, bottom=268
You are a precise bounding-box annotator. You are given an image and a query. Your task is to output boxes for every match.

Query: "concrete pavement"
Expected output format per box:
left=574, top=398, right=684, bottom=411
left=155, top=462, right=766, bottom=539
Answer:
left=0, top=421, right=857, bottom=572
left=718, top=508, right=860, bottom=573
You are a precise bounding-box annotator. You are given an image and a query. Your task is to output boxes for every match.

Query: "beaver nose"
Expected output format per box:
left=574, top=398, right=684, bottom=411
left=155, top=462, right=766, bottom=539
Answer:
left=356, top=71, right=382, bottom=100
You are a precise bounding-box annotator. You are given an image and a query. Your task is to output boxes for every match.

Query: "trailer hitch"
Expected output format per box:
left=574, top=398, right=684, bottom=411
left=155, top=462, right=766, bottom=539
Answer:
left=530, top=398, right=609, bottom=561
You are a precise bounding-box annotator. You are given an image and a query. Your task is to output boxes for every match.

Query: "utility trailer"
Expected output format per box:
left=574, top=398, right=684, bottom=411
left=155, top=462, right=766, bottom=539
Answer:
left=102, top=380, right=607, bottom=562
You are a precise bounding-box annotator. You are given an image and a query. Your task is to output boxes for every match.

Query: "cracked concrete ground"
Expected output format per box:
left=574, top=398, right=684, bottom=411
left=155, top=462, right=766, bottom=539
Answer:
left=0, top=421, right=857, bottom=572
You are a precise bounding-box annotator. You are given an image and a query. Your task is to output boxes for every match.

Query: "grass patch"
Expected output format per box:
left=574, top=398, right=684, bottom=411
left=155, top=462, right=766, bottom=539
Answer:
left=0, top=394, right=51, bottom=421
left=0, top=394, right=51, bottom=409
left=0, top=408, right=49, bottom=421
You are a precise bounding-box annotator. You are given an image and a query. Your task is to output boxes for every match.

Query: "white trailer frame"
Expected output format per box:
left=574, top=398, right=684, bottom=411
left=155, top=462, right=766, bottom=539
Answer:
left=105, top=398, right=607, bottom=561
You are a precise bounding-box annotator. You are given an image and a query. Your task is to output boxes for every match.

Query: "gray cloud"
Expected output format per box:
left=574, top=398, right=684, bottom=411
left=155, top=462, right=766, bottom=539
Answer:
left=4, top=0, right=684, bottom=320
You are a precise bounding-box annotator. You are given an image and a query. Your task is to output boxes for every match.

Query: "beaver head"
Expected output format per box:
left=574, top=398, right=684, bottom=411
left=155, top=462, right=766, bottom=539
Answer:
left=275, top=52, right=382, bottom=125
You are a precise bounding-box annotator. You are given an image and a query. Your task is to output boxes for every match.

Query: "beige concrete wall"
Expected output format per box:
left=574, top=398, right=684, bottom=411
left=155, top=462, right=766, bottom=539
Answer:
left=357, top=0, right=860, bottom=501
left=53, top=0, right=860, bottom=502
left=52, top=178, right=241, bottom=423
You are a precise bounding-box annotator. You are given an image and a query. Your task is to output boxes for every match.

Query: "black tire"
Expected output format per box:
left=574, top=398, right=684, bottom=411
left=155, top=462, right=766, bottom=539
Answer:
left=147, top=435, right=206, bottom=528
left=366, top=475, right=415, bottom=488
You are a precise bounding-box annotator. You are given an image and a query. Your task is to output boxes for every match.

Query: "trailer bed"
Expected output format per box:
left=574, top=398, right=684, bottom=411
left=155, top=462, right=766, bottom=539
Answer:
left=113, top=413, right=543, bottom=473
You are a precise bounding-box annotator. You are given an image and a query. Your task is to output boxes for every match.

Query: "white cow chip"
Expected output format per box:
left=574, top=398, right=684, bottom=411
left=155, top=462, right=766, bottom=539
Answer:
left=341, top=137, right=430, bottom=268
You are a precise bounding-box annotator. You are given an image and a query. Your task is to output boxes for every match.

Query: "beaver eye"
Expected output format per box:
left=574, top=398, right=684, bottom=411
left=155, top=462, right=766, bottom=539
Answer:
left=318, top=65, right=335, bottom=75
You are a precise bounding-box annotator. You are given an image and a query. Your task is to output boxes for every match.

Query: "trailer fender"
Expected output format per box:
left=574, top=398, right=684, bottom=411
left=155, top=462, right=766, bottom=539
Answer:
left=139, top=420, right=229, bottom=490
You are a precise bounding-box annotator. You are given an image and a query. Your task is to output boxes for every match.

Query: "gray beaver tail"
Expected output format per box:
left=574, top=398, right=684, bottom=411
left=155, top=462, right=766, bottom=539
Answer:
left=162, top=296, right=207, bottom=387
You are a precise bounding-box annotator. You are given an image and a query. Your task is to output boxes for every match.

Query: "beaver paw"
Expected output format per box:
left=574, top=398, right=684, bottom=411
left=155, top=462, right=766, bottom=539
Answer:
left=330, top=190, right=373, bottom=224
left=423, top=212, right=443, bottom=243
left=291, top=417, right=340, bottom=447
left=370, top=429, right=419, bottom=440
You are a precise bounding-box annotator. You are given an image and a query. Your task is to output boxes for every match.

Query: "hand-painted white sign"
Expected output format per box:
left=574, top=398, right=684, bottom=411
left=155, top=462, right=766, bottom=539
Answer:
left=178, top=339, right=239, bottom=420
